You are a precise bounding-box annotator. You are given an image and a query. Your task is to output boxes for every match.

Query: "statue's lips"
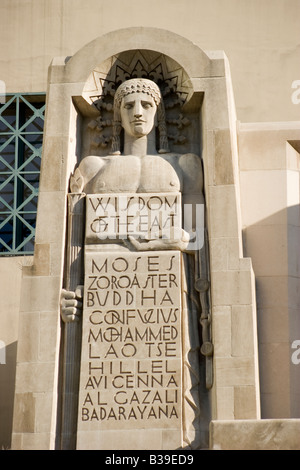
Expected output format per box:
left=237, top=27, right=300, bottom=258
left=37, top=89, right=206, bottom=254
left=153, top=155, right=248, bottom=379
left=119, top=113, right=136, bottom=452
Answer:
left=131, top=120, right=146, bottom=124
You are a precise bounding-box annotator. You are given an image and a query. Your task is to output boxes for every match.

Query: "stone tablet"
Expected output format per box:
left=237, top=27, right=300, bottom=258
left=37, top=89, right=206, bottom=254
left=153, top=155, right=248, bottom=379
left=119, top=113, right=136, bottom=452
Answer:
left=77, top=250, right=182, bottom=449
left=85, top=192, right=182, bottom=244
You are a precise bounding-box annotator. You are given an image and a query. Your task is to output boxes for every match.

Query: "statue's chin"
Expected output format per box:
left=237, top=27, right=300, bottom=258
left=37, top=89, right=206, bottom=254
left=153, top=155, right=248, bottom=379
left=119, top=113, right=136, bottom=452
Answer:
left=131, top=128, right=147, bottom=137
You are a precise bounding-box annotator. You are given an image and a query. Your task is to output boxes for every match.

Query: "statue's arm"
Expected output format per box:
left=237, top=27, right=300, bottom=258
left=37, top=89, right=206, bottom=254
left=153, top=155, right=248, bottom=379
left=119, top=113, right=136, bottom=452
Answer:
left=178, top=153, right=204, bottom=201
left=70, top=156, right=105, bottom=193
left=125, top=230, right=190, bottom=252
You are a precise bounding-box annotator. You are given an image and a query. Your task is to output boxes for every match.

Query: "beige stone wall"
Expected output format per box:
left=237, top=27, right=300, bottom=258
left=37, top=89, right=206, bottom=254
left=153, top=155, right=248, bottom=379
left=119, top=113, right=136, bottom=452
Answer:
left=239, top=122, right=300, bottom=419
left=0, top=0, right=299, bottom=123
left=210, top=419, right=300, bottom=450
left=0, top=257, right=32, bottom=448
left=0, top=0, right=299, bottom=449
left=7, top=27, right=261, bottom=449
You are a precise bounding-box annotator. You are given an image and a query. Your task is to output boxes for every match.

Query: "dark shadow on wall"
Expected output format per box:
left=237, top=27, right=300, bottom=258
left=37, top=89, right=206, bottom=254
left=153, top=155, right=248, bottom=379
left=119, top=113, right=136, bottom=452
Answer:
left=242, top=204, right=300, bottom=419
left=0, top=341, right=17, bottom=449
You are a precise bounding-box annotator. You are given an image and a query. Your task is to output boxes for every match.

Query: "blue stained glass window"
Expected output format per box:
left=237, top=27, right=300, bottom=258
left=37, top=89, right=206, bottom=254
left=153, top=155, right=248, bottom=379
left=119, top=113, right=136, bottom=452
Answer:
left=0, top=93, right=46, bottom=255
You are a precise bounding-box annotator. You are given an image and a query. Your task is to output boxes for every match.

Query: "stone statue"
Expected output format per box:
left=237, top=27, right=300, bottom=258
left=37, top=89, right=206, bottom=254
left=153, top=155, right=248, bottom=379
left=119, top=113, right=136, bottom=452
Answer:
left=71, top=78, right=204, bottom=235
left=61, top=78, right=212, bottom=449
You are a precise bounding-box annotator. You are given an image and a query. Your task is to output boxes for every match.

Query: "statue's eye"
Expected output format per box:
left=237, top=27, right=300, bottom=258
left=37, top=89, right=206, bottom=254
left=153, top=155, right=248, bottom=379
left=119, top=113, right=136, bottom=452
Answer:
left=142, top=101, right=152, bottom=109
left=124, top=103, right=133, bottom=109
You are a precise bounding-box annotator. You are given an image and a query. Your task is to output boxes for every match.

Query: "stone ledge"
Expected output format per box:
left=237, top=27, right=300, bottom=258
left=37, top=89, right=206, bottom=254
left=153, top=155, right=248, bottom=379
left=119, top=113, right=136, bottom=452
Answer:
left=209, top=419, right=300, bottom=450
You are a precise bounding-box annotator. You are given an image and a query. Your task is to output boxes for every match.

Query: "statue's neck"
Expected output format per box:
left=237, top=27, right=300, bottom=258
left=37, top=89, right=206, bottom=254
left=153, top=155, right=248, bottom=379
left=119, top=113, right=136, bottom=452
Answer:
left=123, top=129, right=157, bottom=157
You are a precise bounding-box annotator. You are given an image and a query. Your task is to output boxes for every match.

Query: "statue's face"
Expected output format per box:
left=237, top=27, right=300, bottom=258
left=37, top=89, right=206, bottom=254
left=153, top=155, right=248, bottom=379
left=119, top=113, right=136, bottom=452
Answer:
left=120, top=92, right=157, bottom=138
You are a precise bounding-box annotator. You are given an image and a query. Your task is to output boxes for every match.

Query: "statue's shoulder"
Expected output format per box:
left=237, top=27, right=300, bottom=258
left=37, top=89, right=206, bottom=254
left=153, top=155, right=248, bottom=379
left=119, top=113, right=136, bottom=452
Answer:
left=79, top=154, right=114, bottom=177
left=161, top=152, right=202, bottom=174
left=173, top=153, right=203, bottom=194
left=178, top=153, right=202, bottom=172
left=79, top=154, right=110, bottom=171
left=178, top=152, right=201, bottom=162
left=164, top=151, right=200, bottom=160
left=70, top=155, right=109, bottom=193
left=167, top=152, right=202, bottom=171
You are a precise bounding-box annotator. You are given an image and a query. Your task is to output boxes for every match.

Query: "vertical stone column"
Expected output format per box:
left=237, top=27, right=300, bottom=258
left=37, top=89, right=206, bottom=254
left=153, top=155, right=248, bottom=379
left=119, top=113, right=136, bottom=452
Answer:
left=60, top=194, right=85, bottom=449
left=199, top=52, right=261, bottom=422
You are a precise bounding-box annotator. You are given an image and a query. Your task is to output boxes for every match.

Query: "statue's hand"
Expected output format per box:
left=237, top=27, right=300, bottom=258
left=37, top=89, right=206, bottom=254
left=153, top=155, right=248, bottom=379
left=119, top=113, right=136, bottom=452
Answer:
left=124, top=229, right=190, bottom=252
left=60, top=286, right=83, bottom=323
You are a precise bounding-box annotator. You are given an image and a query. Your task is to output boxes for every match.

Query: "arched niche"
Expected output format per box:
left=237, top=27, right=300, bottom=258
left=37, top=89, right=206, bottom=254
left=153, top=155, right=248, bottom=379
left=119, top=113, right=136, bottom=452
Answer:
left=55, top=27, right=214, bottom=85
left=73, top=48, right=203, bottom=160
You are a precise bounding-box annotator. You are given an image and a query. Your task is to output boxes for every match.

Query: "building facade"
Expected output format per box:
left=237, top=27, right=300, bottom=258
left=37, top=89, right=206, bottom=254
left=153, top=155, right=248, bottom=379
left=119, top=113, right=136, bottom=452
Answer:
left=0, top=0, right=300, bottom=450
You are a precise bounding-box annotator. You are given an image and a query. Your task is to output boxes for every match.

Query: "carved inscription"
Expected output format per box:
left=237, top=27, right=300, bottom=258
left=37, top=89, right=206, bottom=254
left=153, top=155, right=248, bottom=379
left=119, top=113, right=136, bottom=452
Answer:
left=85, top=193, right=181, bottom=243
left=78, top=251, right=182, bottom=431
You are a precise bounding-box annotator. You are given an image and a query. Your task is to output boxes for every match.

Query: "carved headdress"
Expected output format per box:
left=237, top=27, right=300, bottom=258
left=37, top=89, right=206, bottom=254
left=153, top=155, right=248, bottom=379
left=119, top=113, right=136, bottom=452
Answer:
left=110, top=78, right=169, bottom=154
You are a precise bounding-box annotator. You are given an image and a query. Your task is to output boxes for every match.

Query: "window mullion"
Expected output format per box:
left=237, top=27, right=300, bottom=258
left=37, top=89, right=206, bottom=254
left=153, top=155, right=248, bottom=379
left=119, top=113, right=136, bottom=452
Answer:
left=0, top=93, right=45, bottom=255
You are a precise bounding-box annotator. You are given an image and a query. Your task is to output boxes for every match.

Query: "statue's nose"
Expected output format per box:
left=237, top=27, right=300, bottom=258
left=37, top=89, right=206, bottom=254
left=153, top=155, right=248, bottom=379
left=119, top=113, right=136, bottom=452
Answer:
left=134, top=101, right=143, bottom=117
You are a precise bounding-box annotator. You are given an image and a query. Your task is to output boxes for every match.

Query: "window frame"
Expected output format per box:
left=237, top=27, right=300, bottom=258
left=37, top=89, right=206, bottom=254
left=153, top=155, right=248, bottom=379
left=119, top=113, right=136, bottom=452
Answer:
left=0, top=93, right=46, bottom=255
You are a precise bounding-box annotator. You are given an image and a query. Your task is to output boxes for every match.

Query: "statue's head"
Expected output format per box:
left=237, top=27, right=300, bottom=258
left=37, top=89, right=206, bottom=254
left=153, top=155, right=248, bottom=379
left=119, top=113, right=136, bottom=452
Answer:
left=110, top=78, right=169, bottom=154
